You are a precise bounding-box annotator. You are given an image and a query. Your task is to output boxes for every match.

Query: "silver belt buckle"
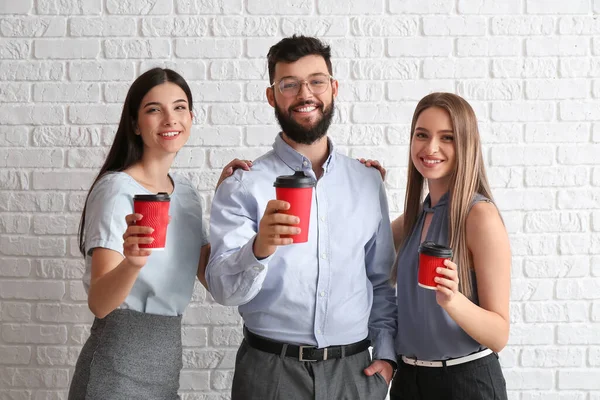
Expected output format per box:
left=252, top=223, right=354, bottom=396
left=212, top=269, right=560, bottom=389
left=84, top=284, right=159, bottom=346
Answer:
left=299, top=346, right=327, bottom=362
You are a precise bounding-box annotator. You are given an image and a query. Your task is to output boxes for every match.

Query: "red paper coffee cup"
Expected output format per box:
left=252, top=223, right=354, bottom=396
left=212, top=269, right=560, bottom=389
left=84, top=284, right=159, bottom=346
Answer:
left=274, top=171, right=314, bottom=244
left=133, top=192, right=170, bottom=250
left=418, top=242, right=453, bottom=290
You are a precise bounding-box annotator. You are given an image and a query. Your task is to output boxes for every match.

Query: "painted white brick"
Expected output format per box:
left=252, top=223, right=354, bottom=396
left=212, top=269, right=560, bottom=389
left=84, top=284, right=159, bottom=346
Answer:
left=213, top=17, right=278, bottom=36
left=34, top=39, right=99, bottom=59
left=104, top=39, right=170, bottom=59
left=479, top=123, right=522, bottom=143
left=491, top=145, right=553, bottom=166
left=525, top=212, right=588, bottom=233
left=140, top=60, right=207, bottom=80
left=0, top=170, right=29, bottom=190
left=556, top=279, right=600, bottom=300
left=68, top=105, right=121, bottom=124
left=524, top=257, right=589, bottom=278
left=526, top=79, right=589, bottom=100
left=388, top=37, right=452, bottom=57
left=0, top=346, right=31, bottom=365
left=593, top=302, right=600, bottom=321
left=488, top=167, right=523, bottom=188
left=491, top=102, right=554, bottom=122
left=36, top=304, right=92, bottom=324
left=527, top=37, right=589, bottom=57
left=0, top=280, right=65, bottom=300
left=0, top=149, right=63, bottom=168
left=1, top=303, right=32, bottom=323
left=389, top=0, right=453, bottom=14
left=103, top=82, right=129, bottom=103
left=210, top=104, right=271, bottom=125
left=493, top=58, right=558, bottom=78
left=68, top=281, right=87, bottom=301
left=458, top=0, right=521, bottom=14
left=525, top=167, right=588, bottom=187
left=32, top=126, right=106, bottom=147
left=70, top=17, right=136, bottom=37
left=247, top=0, right=310, bottom=15
left=495, top=189, right=555, bottom=211
left=320, top=0, right=385, bottom=14
left=0, top=17, right=66, bottom=37
left=207, top=148, right=269, bottom=169
left=33, top=83, right=100, bottom=103
left=0, top=214, right=30, bottom=234
left=337, top=82, right=384, bottom=102
left=171, top=148, right=206, bottom=168
left=181, top=327, right=208, bottom=347
left=179, top=370, right=210, bottom=391
left=36, top=346, right=79, bottom=367
left=595, top=167, right=600, bottom=186
left=281, top=17, right=348, bottom=37
left=353, top=59, right=419, bottom=80
left=245, top=125, right=278, bottom=146
left=0, top=61, right=63, bottom=81
left=106, top=0, right=172, bottom=14
left=176, top=0, right=241, bottom=14
left=32, top=171, right=96, bottom=191
left=141, top=16, right=207, bottom=37
left=457, top=37, right=521, bottom=56
left=522, top=348, right=585, bottom=367
left=211, top=370, right=234, bottom=389
left=559, top=370, right=600, bottom=390
left=386, top=81, right=452, bottom=102
left=36, top=259, right=84, bottom=280
left=0, top=39, right=31, bottom=59
left=0, top=1, right=32, bottom=14
left=210, top=60, right=267, bottom=80
left=0, top=105, right=63, bottom=125
left=352, top=103, right=414, bottom=124
left=423, top=58, right=487, bottom=78
left=527, top=0, right=589, bottom=14
left=558, top=324, right=600, bottom=344
left=0, top=192, right=65, bottom=212
left=423, top=16, right=486, bottom=36
left=176, top=39, right=241, bottom=59
left=188, top=126, right=242, bottom=147
left=351, top=17, right=417, bottom=36
left=32, top=214, right=78, bottom=235
left=325, top=38, right=384, bottom=58
left=511, top=279, right=554, bottom=301
left=559, top=58, right=600, bottom=78
left=508, top=324, right=555, bottom=345
left=505, top=369, right=555, bottom=390
left=69, top=61, right=135, bottom=81
left=491, top=16, right=555, bottom=35
left=458, top=80, right=522, bottom=100
left=560, top=16, right=600, bottom=35
left=67, top=148, right=108, bottom=168
left=558, top=233, right=593, bottom=254
left=0, top=126, right=28, bottom=147
left=525, top=123, right=590, bottom=142
left=0, top=83, right=30, bottom=102
left=558, top=145, right=600, bottom=164
left=36, top=0, right=101, bottom=15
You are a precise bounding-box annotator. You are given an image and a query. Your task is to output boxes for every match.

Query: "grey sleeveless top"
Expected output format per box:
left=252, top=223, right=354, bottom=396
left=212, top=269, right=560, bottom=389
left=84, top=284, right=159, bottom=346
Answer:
left=395, top=192, right=490, bottom=360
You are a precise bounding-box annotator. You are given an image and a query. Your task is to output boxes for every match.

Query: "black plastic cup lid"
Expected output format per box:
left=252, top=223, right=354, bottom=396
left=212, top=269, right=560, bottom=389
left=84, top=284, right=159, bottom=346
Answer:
left=133, top=192, right=170, bottom=202
left=418, top=241, right=452, bottom=258
left=274, top=171, right=315, bottom=188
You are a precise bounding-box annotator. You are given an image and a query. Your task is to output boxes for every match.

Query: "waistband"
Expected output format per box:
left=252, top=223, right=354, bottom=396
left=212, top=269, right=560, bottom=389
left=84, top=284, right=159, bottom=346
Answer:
left=244, top=326, right=370, bottom=362
left=400, top=348, right=493, bottom=368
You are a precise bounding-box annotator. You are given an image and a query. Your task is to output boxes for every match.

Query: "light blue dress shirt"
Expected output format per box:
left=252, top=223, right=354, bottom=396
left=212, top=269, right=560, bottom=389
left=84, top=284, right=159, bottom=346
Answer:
left=206, top=134, right=397, bottom=361
left=82, top=172, right=208, bottom=316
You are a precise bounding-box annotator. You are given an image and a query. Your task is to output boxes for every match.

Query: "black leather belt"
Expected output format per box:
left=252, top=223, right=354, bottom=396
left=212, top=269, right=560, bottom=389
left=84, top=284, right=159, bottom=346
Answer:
left=243, top=326, right=370, bottom=362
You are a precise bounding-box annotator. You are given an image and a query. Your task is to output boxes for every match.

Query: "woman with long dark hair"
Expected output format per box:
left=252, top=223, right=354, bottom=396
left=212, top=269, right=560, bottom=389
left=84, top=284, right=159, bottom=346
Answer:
left=68, top=68, right=249, bottom=399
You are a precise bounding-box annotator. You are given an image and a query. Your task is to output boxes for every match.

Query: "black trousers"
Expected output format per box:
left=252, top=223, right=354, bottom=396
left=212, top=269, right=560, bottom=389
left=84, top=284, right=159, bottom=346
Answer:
left=389, top=353, right=507, bottom=400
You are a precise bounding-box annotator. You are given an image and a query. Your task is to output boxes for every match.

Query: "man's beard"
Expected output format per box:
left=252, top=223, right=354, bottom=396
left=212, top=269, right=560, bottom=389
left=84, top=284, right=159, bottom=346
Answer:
left=274, top=97, right=335, bottom=145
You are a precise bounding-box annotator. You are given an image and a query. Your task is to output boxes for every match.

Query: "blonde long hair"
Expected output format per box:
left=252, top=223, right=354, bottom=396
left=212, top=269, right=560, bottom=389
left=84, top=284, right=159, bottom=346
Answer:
left=392, top=93, right=494, bottom=299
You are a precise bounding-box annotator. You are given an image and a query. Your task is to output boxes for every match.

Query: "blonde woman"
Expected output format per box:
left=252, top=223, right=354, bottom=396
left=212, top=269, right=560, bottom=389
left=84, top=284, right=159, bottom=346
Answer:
left=366, top=92, right=510, bottom=399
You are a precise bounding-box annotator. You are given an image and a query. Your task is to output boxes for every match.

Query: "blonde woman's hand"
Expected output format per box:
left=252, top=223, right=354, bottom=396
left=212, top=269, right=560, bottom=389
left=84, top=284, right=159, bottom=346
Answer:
left=122, top=213, right=153, bottom=268
left=216, top=158, right=253, bottom=190
left=358, top=158, right=386, bottom=181
left=435, top=259, right=460, bottom=308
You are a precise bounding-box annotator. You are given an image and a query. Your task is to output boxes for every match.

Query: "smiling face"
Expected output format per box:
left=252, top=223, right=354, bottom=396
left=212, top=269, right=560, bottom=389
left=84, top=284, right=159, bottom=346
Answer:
left=410, top=106, right=456, bottom=189
left=136, top=82, right=193, bottom=156
left=267, top=54, right=338, bottom=145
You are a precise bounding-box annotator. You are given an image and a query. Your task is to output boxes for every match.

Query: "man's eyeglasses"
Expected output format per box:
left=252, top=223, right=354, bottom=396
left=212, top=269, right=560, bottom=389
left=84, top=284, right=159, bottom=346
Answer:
left=271, top=73, right=334, bottom=98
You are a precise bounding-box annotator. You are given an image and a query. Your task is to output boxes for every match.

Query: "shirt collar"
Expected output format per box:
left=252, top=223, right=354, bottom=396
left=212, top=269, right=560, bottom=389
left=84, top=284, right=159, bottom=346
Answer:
left=273, top=133, right=337, bottom=174
left=423, top=192, right=449, bottom=213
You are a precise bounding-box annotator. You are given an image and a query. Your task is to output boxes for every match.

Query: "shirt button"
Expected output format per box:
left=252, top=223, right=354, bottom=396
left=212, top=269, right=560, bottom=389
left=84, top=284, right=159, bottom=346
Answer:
left=320, top=291, right=326, bottom=297
left=317, top=329, right=322, bottom=334
left=253, top=266, right=263, bottom=271
left=320, top=215, right=326, bottom=222
left=321, top=253, right=327, bottom=260
left=303, top=160, right=308, bottom=166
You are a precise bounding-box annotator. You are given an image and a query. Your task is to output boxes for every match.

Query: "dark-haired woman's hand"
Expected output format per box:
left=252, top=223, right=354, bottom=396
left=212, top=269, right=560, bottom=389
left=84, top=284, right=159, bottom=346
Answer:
left=216, top=159, right=253, bottom=190
left=359, top=158, right=386, bottom=181
left=122, top=213, right=154, bottom=268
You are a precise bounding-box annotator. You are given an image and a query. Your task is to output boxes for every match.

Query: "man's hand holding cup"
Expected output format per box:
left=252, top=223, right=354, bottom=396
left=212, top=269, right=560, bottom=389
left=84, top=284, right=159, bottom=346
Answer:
left=253, top=200, right=301, bottom=259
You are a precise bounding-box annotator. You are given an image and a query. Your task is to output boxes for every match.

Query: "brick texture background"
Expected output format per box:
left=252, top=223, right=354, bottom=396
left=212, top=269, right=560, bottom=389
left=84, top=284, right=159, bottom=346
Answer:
left=0, top=1, right=599, bottom=399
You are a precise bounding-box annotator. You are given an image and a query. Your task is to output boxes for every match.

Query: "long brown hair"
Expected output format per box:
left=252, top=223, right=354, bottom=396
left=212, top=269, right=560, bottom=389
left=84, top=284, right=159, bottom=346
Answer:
left=77, top=68, right=193, bottom=256
left=392, top=92, right=494, bottom=298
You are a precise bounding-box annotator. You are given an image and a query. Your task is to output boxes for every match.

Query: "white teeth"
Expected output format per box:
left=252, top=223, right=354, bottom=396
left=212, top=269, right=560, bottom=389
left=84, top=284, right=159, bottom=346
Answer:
left=423, top=159, right=441, bottom=165
left=297, top=106, right=316, bottom=112
left=160, top=132, right=179, bottom=137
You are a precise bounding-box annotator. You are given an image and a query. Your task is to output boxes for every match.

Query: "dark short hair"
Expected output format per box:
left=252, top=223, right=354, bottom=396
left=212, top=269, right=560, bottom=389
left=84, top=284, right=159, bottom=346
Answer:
left=267, top=35, right=332, bottom=84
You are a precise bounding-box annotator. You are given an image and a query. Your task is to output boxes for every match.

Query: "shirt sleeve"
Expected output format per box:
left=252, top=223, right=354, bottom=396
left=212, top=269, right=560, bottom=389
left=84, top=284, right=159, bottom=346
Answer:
left=84, top=174, right=133, bottom=257
left=205, top=173, right=273, bottom=306
left=365, top=177, right=398, bottom=362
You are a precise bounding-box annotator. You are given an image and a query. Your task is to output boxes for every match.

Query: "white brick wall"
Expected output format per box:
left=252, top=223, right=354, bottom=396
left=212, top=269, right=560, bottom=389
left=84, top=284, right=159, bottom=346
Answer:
left=0, top=1, right=598, bottom=399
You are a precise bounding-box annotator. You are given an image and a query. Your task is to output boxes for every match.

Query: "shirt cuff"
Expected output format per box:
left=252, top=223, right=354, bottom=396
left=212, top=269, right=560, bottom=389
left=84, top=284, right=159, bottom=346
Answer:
left=370, top=330, right=396, bottom=363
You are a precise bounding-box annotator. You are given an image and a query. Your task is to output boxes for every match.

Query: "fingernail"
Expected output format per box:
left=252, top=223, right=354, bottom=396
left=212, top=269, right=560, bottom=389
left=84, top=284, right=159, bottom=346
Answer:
left=436, top=268, right=442, bottom=273
left=149, top=228, right=154, bottom=233
left=295, top=217, right=300, bottom=223
left=295, top=228, right=301, bottom=234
